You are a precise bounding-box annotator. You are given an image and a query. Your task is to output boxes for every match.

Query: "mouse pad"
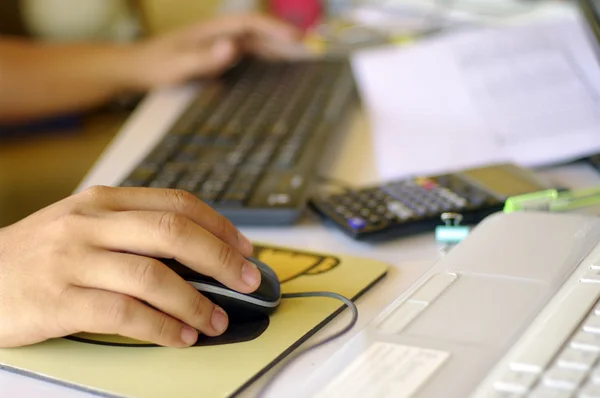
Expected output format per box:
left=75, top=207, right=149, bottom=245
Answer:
left=0, top=243, right=388, bottom=398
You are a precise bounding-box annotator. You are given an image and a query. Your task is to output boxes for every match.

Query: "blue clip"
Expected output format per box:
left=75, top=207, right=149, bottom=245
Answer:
left=435, top=213, right=470, bottom=245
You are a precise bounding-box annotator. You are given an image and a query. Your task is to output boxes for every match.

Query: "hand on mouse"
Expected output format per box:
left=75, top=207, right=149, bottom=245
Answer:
left=125, top=13, right=306, bottom=89
left=0, top=186, right=260, bottom=348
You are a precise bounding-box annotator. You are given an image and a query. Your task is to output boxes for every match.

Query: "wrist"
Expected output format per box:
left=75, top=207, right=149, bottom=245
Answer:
left=92, top=43, right=149, bottom=94
left=115, top=40, right=170, bottom=92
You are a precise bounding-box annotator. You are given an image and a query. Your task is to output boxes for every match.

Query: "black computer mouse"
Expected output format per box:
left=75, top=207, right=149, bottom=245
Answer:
left=161, top=257, right=281, bottom=322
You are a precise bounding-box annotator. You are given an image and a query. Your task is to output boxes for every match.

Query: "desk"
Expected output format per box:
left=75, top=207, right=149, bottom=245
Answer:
left=0, top=110, right=128, bottom=227
left=1, top=83, right=600, bottom=397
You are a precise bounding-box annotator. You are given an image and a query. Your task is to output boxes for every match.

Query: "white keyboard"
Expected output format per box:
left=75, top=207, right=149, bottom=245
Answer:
left=476, top=263, right=600, bottom=397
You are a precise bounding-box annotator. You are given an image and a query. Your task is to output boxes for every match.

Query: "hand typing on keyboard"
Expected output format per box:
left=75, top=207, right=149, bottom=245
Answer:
left=0, top=186, right=259, bottom=348
left=129, top=13, right=306, bottom=88
left=0, top=13, right=304, bottom=123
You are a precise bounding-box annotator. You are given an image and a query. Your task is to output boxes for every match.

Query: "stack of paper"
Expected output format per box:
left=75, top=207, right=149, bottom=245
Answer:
left=351, top=14, right=600, bottom=181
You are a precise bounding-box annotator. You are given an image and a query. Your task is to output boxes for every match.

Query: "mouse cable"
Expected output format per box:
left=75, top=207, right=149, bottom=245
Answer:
left=257, top=291, right=358, bottom=398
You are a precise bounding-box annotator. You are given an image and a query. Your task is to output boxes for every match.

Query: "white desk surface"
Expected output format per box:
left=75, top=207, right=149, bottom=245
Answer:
left=2, top=82, right=600, bottom=398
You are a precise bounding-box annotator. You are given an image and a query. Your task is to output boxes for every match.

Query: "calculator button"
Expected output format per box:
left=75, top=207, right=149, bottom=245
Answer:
left=439, top=202, right=455, bottom=212
left=340, top=196, right=353, bottom=206
left=368, top=215, right=382, bottom=224
left=350, top=202, right=362, bottom=212
left=387, top=201, right=414, bottom=219
left=383, top=212, right=398, bottom=221
left=466, top=191, right=489, bottom=206
left=373, top=190, right=386, bottom=200
left=347, top=217, right=367, bottom=230
left=375, top=205, right=388, bottom=215
left=454, top=197, right=468, bottom=207
left=366, top=199, right=378, bottom=208
left=435, top=176, right=451, bottom=186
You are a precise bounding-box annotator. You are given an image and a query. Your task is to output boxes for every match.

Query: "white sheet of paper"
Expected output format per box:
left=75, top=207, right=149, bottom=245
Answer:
left=351, top=16, right=600, bottom=181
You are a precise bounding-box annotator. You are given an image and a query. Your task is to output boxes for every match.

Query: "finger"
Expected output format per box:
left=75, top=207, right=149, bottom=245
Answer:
left=88, top=209, right=262, bottom=294
left=71, top=251, right=229, bottom=337
left=76, top=185, right=253, bottom=257
left=181, top=38, right=240, bottom=77
left=242, top=36, right=312, bottom=61
left=187, top=13, right=302, bottom=44
left=61, top=286, right=199, bottom=347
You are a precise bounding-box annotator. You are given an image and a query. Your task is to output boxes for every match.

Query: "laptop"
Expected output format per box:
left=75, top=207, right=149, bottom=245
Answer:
left=298, top=209, right=600, bottom=398
left=294, top=4, right=600, bottom=397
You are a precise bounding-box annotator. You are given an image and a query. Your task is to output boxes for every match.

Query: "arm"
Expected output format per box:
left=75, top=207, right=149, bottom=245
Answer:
left=0, top=13, right=301, bottom=124
left=0, top=38, right=140, bottom=123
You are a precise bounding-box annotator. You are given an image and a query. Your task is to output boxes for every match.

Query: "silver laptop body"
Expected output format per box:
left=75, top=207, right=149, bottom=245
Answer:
left=300, top=211, right=600, bottom=398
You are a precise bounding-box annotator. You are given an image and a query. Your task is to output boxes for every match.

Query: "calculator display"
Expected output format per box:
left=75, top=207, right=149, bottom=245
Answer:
left=460, top=166, right=545, bottom=198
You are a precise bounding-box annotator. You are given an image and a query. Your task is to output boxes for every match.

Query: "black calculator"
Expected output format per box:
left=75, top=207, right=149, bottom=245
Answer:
left=309, top=163, right=550, bottom=241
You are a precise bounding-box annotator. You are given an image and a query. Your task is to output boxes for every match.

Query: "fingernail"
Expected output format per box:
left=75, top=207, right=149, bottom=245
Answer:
left=238, top=231, right=253, bottom=254
left=211, top=306, right=228, bottom=334
left=180, top=326, right=198, bottom=346
left=242, top=261, right=261, bottom=288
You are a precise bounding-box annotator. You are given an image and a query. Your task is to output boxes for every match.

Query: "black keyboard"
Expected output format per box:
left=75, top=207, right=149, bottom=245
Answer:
left=119, top=57, right=356, bottom=225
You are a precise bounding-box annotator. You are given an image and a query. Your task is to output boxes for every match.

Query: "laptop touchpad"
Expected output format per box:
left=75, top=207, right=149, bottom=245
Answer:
left=401, top=274, right=547, bottom=346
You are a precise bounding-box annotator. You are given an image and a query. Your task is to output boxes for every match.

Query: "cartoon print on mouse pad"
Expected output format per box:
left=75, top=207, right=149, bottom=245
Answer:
left=64, top=244, right=340, bottom=347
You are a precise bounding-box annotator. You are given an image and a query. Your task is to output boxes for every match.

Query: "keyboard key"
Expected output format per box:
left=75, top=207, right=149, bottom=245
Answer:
left=590, top=367, right=600, bottom=384
left=219, top=191, right=248, bottom=207
left=581, top=382, right=600, bottom=398
left=493, top=370, right=538, bottom=393
left=196, top=191, right=218, bottom=205
left=510, top=287, right=600, bottom=374
left=486, top=391, right=526, bottom=398
left=529, top=385, right=575, bottom=398
left=267, top=193, right=291, bottom=206
left=126, top=165, right=158, bottom=183
left=542, top=366, right=587, bottom=390
left=557, top=347, right=598, bottom=370
left=582, top=269, right=600, bottom=283
left=572, top=332, right=600, bottom=352
left=149, top=179, right=173, bottom=188
left=585, top=315, right=600, bottom=334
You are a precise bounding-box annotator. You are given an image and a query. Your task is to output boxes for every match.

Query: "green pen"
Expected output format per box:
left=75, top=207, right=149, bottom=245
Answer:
left=504, top=186, right=600, bottom=213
